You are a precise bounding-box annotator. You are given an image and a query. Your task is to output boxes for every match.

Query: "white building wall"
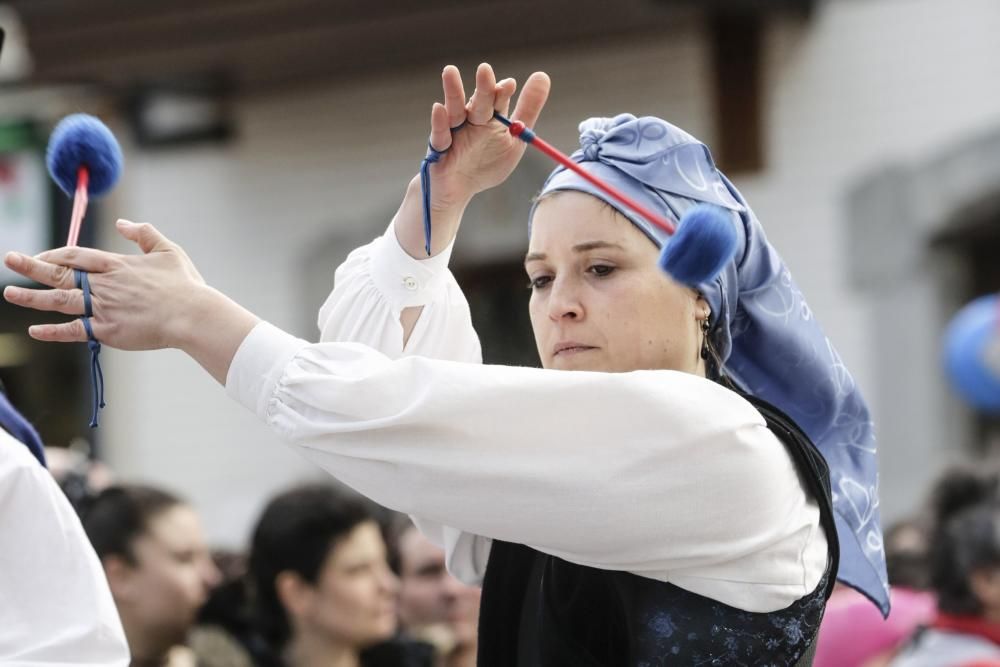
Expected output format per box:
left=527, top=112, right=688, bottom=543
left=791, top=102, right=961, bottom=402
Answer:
left=93, top=0, right=1000, bottom=547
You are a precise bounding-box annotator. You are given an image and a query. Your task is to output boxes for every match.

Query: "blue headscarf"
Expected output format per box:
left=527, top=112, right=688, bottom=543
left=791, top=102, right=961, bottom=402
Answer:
left=531, top=113, right=889, bottom=616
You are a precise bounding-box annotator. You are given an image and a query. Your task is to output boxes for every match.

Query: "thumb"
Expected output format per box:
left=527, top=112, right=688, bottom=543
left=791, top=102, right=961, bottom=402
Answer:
left=116, top=219, right=173, bottom=254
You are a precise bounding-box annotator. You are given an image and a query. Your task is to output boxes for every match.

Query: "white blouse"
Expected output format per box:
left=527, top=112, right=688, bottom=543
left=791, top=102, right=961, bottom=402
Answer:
left=226, top=218, right=828, bottom=613
left=0, top=433, right=129, bottom=666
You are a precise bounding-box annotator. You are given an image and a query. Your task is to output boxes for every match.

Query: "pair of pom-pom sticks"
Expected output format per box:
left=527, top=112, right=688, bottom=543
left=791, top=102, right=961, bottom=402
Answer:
left=32, top=113, right=1000, bottom=418
left=49, top=112, right=739, bottom=284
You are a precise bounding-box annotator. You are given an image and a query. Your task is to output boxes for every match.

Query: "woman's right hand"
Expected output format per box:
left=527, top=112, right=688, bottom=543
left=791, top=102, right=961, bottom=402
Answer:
left=3, top=220, right=260, bottom=385
left=395, top=63, right=550, bottom=258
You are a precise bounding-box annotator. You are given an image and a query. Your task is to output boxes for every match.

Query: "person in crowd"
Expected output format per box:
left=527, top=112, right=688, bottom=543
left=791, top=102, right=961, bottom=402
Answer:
left=82, top=484, right=221, bottom=666
left=243, top=483, right=429, bottom=667
left=889, top=468, right=1000, bottom=666
left=387, top=516, right=479, bottom=667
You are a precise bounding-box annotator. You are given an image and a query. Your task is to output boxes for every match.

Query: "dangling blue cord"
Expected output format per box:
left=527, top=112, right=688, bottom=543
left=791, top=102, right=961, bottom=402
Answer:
left=419, top=121, right=466, bottom=256
left=75, top=270, right=105, bottom=428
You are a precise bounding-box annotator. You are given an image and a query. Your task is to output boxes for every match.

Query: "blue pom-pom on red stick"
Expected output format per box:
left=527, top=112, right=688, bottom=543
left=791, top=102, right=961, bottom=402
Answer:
left=43, top=114, right=123, bottom=429
left=496, top=112, right=738, bottom=287
left=46, top=114, right=123, bottom=197
left=658, top=205, right=739, bottom=287
left=45, top=114, right=123, bottom=247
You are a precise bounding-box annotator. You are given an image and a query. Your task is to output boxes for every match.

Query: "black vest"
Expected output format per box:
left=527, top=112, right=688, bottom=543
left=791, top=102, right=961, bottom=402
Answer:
left=477, top=395, right=839, bottom=666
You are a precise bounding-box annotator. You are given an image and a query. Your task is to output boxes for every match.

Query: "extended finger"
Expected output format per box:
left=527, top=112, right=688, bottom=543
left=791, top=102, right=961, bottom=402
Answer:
left=115, top=220, right=176, bottom=254
left=442, top=65, right=467, bottom=127
left=511, top=71, right=551, bottom=128
left=34, top=246, right=117, bottom=273
left=4, top=285, right=84, bottom=315
left=5, top=252, right=82, bottom=289
left=429, top=103, right=452, bottom=152
left=27, top=319, right=89, bottom=344
left=466, top=63, right=498, bottom=125
left=494, top=78, right=517, bottom=118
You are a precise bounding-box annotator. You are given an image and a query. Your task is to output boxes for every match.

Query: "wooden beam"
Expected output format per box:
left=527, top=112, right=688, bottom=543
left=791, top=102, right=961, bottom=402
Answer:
left=709, top=11, right=764, bottom=173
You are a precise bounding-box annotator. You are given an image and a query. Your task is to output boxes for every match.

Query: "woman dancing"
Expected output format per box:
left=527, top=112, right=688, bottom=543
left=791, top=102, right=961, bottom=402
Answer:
left=4, top=63, right=886, bottom=665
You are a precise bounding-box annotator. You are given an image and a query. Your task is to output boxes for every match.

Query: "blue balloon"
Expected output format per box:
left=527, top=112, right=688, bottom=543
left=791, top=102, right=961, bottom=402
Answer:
left=657, top=204, right=740, bottom=287
left=46, top=114, right=123, bottom=197
left=944, top=294, right=1000, bottom=412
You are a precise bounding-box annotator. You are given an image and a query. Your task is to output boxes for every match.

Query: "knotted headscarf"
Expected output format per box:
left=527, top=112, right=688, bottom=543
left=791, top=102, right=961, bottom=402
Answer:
left=530, top=113, right=889, bottom=615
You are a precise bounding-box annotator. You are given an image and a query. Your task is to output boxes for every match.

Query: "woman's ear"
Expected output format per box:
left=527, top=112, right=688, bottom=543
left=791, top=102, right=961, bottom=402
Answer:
left=276, top=570, right=314, bottom=621
left=693, top=292, right=711, bottom=321
left=103, top=554, right=137, bottom=603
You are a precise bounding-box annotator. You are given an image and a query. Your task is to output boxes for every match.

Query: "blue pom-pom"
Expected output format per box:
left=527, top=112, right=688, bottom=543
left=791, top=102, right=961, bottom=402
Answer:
left=46, top=114, right=123, bottom=197
left=944, top=294, right=1000, bottom=413
left=657, top=204, right=739, bottom=287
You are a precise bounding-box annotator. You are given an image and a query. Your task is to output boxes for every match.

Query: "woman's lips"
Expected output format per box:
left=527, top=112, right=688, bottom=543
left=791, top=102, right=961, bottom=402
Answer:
left=553, top=343, right=597, bottom=356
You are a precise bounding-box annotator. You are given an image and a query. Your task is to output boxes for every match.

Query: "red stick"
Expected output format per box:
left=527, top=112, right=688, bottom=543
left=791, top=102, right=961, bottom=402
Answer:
left=506, top=119, right=677, bottom=236
left=67, top=166, right=89, bottom=247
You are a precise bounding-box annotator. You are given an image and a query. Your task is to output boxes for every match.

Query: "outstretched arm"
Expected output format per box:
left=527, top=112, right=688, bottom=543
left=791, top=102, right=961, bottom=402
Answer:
left=4, top=220, right=256, bottom=385
left=2, top=225, right=824, bottom=614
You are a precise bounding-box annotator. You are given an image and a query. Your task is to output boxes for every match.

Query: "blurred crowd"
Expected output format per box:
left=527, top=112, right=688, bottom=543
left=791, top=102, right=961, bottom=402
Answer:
left=26, top=444, right=1000, bottom=666
left=46, top=446, right=480, bottom=667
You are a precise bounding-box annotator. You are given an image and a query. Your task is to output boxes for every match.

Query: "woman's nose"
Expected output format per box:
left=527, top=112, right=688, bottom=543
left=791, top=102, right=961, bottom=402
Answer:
left=547, top=277, right=583, bottom=321
left=201, top=557, right=222, bottom=589
left=380, top=564, right=400, bottom=594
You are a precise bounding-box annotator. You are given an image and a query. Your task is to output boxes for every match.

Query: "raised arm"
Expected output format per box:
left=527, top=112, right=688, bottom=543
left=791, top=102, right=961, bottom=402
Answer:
left=388, top=64, right=548, bottom=346
left=318, top=221, right=482, bottom=363
left=394, top=63, right=550, bottom=261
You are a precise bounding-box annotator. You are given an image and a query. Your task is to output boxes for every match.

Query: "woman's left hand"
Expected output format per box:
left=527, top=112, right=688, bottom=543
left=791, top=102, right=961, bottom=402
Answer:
left=3, top=219, right=211, bottom=351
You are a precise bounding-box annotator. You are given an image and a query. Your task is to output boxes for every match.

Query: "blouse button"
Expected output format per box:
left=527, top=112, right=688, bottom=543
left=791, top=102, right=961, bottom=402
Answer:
left=402, top=276, right=419, bottom=291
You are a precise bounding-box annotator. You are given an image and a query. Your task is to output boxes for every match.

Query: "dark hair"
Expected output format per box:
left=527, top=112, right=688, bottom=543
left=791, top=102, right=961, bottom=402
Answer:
left=928, top=467, right=1000, bottom=615
left=381, top=511, right=417, bottom=576
left=248, top=483, right=377, bottom=651
left=81, top=484, right=183, bottom=564
left=884, top=518, right=931, bottom=590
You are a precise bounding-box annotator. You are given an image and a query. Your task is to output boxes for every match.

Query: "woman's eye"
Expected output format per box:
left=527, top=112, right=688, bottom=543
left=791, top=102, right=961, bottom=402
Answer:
left=346, top=562, right=376, bottom=576
left=589, top=264, right=615, bottom=278
left=528, top=275, right=552, bottom=290
left=173, top=550, right=196, bottom=564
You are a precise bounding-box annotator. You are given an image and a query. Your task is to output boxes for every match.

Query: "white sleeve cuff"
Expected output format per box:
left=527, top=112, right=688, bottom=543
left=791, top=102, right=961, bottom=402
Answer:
left=225, top=322, right=310, bottom=420
left=369, top=217, right=457, bottom=311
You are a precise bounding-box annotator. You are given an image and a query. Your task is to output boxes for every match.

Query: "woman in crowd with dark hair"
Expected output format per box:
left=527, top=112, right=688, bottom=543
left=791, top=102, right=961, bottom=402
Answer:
left=889, top=468, right=1000, bottom=666
left=240, top=483, right=429, bottom=667
left=83, top=484, right=221, bottom=667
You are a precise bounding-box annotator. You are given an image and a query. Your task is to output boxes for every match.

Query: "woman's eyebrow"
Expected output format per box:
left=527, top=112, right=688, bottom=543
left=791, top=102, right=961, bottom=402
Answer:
left=525, top=241, right=625, bottom=265
left=572, top=241, right=624, bottom=253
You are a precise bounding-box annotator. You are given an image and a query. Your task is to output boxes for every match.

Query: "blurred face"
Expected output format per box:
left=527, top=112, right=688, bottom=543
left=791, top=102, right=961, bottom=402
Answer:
left=971, top=566, right=1000, bottom=621
left=397, top=527, right=481, bottom=642
left=296, top=521, right=399, bottom=649
left=110, top=504, right=220, bottom=652
left=527, top=191, right=710, bottom=374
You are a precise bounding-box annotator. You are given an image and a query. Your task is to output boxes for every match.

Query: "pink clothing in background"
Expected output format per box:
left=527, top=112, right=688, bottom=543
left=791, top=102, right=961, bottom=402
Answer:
left=814, top=587, right=936, bottom=667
